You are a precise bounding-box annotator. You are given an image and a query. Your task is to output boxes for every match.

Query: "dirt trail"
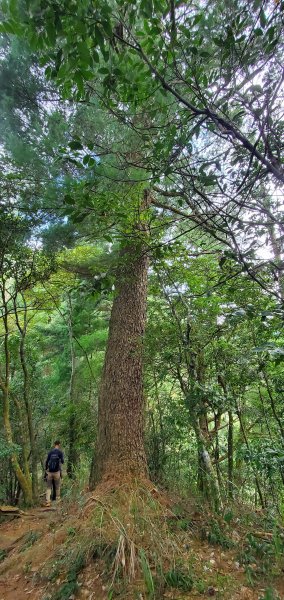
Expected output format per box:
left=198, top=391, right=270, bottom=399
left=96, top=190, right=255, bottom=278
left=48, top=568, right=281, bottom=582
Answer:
left=0, top=506, right=59, bottom=600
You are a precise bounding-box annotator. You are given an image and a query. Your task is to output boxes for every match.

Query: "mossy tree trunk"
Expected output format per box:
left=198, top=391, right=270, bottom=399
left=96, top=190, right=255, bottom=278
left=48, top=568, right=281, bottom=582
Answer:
left=0, top=281, right=33, bottom=506
left=14, top=294, right=38, bottom=501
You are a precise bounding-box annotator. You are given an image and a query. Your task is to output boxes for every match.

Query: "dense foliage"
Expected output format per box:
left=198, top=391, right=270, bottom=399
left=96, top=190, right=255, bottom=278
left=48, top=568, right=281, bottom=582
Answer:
left=0, top=0, right=283, bottom=520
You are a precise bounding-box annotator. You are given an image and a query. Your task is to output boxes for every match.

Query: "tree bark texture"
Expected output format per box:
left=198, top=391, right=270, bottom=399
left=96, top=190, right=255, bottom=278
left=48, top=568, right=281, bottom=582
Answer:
left=92, top=233, right=149, bottom=485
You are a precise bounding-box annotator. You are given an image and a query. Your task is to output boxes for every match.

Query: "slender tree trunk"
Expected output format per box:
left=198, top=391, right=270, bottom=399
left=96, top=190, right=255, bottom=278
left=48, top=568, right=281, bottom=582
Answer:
left=228, top=410, right=234, bottom=499
left=153, top=367, right=166, bottom=474
left=214, top=421, right=222, bottom=491
left=10, top=391, right=31, bottom=485
left=261, top=370, right=284, bottom=441
left=91, top=205, right=150, bottom=486
left=236, top=408, right=265, bottom=508
left=2, top=385, right=33, bottom=504
left=258, top=386, right=284, bottom=486
left=195, top=355, right=222, bottom=511
left=15, top=297, right=38, bottom=501
left=267, top=220, right=284, bottom=300
left=67, top=293, right=77, bottom=478
left=173, top=341, right=222, bottom=510
left=0, top=284, right=32, bottom=505
left=193, top=422, right=223, bottom=512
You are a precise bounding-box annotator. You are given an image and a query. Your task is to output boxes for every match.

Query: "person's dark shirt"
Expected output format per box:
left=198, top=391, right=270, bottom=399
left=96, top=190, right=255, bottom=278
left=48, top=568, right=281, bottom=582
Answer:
left=45, top=448, right=64, bottom=471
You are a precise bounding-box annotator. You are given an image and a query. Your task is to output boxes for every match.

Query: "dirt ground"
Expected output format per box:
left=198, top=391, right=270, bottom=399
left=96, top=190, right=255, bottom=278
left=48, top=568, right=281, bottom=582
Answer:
left=0, top=507, right=60, bottom=600
left=0, top=503, right=283, bottom=600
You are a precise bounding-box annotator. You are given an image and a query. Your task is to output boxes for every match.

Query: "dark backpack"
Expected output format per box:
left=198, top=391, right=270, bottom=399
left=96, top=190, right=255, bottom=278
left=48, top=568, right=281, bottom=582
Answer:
left=48, top=452, right=60, bottom=473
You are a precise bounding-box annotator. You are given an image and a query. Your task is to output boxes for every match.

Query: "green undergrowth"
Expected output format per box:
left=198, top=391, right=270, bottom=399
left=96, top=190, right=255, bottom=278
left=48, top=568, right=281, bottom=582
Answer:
left=168, top=497, right=284, bottom=594
left=200, top=518, right=235, bottom=549
left=237, top=531, right=284, bottom=585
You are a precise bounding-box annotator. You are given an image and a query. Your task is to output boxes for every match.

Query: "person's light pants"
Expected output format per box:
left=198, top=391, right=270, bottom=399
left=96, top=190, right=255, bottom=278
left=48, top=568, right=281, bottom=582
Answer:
left=46, top=471, right=61, bottom=502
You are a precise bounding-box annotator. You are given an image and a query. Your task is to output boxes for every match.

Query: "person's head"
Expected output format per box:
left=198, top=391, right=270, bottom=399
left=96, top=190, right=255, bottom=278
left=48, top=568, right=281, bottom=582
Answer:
left=54, top=440, right=61, bottom=448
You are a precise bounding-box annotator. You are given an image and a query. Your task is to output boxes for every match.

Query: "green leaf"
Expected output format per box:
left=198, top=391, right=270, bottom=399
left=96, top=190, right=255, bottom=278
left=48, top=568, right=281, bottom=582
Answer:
left=193, top=13, right=203, bottom=25
left=140, top=0, right=154, bottom=18
left=64, top=194, right=74, bottom=205
left=46, top=21, right=56, bottom=45
left=94, top=25, right=105, bottom=51
left=267, top=26, right=276, bottom=42
left=0, top=20, right=19, bottom=34
left=260, top=9, right=266, bottom=28
left=77, top=41, right=90, bottom=64
left=92, top=49, right=100, bottom=63
left=213, top=37, right=223, bottom=47
left=101, top=19, right=113, bottom=37
left=69, top=141, right=83, bottom=150
left=98, top=67, right=109, bottom=74
left=81, top=69, right=94, bottom=81
left=72, top=212, right=87, bottom=223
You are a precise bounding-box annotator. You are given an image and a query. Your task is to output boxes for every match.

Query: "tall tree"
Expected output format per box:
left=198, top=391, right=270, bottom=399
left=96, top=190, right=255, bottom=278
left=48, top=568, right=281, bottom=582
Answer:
left=2, top=0, right=284, bottom=494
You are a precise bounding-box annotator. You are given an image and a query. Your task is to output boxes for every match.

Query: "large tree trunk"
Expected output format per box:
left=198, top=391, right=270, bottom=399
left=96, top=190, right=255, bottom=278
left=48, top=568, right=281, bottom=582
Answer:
left=91, top=224, right=150, bottom=486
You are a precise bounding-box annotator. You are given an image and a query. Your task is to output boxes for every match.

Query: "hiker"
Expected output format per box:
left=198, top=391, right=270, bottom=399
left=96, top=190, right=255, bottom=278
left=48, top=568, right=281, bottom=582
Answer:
left=44, top=440, right=64, bottom=507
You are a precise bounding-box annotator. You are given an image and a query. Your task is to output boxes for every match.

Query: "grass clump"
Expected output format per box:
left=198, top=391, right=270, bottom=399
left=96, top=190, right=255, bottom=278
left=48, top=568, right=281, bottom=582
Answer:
left=47, top=550, right=86, bottom=600
left=163, top=566, right=193, bottom=591
left=84, top=482, right=223, bottom=598
left=20, top=530, right=41, bottom=552
left=49, top=581, right=79, bottom=600
left=238, top=531, right=284, bottom=582
left=203, top=518, right=234, bottom=549
left=139, top=549, right=155, bottom=598
left=46, top=481, right=183, bottom=599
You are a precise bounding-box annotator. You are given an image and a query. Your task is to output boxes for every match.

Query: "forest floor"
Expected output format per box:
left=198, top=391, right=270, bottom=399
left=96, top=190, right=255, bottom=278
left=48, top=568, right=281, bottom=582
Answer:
left=0, top=487, right=283, bottom=600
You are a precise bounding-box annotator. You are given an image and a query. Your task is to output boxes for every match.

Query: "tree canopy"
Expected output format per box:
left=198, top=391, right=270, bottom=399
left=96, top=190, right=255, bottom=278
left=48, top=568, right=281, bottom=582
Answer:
left=0, top=2, right=284, bottom=597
